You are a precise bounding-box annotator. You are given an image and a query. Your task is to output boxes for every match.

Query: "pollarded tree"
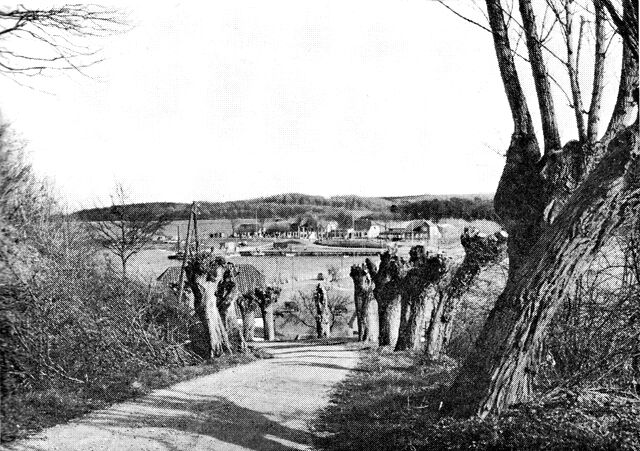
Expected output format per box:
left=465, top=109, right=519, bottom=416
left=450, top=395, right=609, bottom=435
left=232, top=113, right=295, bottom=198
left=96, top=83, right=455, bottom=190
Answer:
left=443, top=0, right=639, bottom=417
left=349, top=264, right=379, bottom=344
left=395, top=247, right=447, bottom=352
left=282, top=287, right=349, bottom=338
left=219, top=262, right=266, bottom=343
left=424, top=228, right=508, bottom=360
left=365, top=252, right=407, bottom=348
left=215, top=262, right=247, bottom=352
left=184, top=257, right=231, bottom=359
left=255, top=286, right=281, bottom=341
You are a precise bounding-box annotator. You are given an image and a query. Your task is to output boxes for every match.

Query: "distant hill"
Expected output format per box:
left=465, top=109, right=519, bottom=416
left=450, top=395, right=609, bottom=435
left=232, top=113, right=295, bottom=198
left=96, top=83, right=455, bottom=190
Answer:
left=74, top=192, right=495, bottom=223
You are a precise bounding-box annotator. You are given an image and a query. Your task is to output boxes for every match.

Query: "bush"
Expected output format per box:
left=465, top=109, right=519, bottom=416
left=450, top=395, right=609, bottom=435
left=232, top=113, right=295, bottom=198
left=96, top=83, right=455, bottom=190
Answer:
left=0, top=125, right=200, bottom=442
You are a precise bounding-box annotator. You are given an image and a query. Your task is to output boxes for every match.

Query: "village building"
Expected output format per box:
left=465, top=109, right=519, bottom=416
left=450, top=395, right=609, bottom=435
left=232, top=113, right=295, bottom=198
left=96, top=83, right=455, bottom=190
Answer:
left=233, top=222, right=262, bottom=238
left=377, top=219, right=441, bottom=244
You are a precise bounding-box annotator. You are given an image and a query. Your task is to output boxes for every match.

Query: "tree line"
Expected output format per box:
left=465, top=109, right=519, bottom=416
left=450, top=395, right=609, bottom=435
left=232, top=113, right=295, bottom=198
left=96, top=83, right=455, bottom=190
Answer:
left=395, top=196, right=496, bottom=221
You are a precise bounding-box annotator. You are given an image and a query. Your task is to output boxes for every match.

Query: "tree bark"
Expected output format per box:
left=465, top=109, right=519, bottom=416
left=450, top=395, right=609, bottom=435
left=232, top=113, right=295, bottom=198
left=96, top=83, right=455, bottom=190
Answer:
left=445, top=123, right=639, bottom=418
left=424, top=229, right=508, bottom=359
left=350, top=264, right=379, bottom=344
left=519, top=0, right=562, bottom=153
left=314, top=284, right=331, bottom=338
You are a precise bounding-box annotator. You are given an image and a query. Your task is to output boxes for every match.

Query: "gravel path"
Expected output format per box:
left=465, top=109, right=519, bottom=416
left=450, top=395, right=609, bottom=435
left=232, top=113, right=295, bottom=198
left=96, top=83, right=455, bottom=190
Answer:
left=4, top=341, right=359, bottom=451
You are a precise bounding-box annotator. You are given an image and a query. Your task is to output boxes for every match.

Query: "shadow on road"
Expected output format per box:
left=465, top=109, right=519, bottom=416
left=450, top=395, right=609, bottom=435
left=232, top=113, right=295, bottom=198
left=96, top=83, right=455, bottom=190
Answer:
left=86, top=390, right=313, bottom=451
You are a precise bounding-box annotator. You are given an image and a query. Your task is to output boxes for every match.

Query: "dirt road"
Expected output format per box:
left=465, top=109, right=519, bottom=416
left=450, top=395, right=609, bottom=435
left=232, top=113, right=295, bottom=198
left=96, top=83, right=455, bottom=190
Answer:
left=4, top=341, right=359, bottom=451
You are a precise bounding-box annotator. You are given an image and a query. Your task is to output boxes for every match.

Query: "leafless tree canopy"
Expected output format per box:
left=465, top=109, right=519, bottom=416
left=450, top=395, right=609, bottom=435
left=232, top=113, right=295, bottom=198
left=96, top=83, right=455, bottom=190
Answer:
left=0, top=4, right=126, bottom=77
left=86, top=184, right=170, bottom=276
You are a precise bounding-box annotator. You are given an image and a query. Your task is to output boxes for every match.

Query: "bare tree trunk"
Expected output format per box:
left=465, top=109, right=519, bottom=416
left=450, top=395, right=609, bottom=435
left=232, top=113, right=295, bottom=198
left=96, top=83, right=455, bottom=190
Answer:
left=314, top=284, right=331, bottom=338
left=425, top=229, right=508, bottom=359
left=519, top=0, right=562, bottom=153
left=350, top=264, right=380, bottom=343
left=587, top=0, right=606, bottom=144
left=446, top=123, right=639, bottom=418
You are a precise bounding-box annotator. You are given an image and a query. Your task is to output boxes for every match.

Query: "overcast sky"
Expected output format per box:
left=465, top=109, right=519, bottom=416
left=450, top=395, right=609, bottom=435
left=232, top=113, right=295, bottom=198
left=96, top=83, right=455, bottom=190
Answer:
left=0, top=0, right=623, bottom=209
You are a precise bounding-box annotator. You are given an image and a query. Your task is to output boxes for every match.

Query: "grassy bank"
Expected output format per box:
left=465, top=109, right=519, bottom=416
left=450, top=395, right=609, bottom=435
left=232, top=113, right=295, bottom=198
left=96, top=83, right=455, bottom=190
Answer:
left=1, top=351, right=266, bottom=443
left=313, top=349, right=640, bottom=450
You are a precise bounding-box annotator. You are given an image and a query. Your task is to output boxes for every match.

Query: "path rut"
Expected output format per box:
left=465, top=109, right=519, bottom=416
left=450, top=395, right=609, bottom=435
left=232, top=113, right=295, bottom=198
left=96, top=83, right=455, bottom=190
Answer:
left=4, top=341, right=359, bottom=451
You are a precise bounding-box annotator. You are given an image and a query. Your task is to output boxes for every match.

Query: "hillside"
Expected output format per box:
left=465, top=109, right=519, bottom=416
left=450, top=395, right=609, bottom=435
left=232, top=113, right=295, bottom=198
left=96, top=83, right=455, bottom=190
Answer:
left=74, top=192, right=494, bottom=222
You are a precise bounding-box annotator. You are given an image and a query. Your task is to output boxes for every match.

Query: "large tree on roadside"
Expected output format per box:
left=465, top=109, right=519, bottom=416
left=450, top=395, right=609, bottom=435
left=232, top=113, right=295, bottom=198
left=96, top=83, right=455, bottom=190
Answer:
left=443, top=0, right=639, bottom=418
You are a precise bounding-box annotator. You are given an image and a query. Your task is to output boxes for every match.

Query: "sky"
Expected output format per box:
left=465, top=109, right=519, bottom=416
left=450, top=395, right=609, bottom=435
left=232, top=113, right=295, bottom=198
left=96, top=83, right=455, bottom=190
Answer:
left=0, top=0, right=624, bottom=209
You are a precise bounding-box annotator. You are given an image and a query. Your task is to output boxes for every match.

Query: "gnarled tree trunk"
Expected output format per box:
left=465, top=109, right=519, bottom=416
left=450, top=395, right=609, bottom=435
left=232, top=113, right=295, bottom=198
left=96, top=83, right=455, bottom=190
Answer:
left=350, top=264, right=379, bottom=344
left=314, top=284, right=331, bottom=338
left=237, top=294, right=257, bottom=342
left=424, top=229, right=507, bottom=359
left=185, top=259, right=232, bottom=358
left=216, top=271, right=246, bottom=353
left=396, top=247, right=447, bottom=352
left=442, top=0, right=639, bottom=419
left=446, top=123, right=639, bottom=418
left=255, top=286, right=281, bottom=341
left=366, top=253, right=405, bottom=347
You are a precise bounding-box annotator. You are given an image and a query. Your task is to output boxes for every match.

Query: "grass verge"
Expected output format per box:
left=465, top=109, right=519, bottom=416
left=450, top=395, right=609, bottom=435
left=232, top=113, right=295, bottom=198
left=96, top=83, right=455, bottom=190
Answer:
left=1, top=351, right=265, bottom=443
left=313, top=348, right=640, bottom=450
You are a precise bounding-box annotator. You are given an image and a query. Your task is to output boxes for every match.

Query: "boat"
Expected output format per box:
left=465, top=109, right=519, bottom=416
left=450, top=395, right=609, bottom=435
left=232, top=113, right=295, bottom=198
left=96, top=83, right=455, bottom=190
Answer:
left=168, top=251, right=185, bottom=260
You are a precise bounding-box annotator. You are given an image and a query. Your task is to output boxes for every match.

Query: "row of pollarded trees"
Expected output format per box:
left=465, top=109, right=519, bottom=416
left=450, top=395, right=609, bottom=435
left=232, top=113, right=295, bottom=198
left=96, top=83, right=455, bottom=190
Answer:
left=349, top=227, right=508, bottom=358
left=182, top=256, right=281, bottom=358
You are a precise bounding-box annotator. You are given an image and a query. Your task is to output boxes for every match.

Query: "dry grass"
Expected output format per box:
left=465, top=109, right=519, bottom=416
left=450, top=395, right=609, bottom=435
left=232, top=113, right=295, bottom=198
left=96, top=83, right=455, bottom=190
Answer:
left=313, top=349, right=640, bottom=450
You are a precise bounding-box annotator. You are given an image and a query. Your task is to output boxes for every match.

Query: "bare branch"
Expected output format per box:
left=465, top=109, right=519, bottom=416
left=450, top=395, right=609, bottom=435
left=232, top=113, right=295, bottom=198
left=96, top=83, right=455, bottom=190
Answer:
left=0, top=5, right=127, bottom=78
